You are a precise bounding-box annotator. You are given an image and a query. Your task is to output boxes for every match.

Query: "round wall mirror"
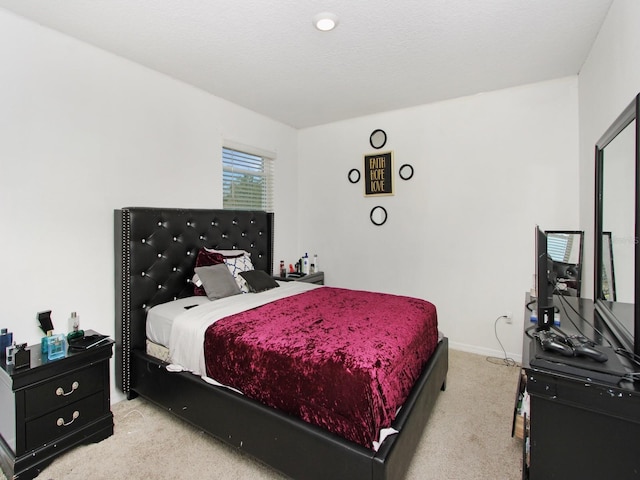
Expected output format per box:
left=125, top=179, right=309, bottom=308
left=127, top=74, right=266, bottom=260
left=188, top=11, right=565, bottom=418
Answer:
left=399, top=164, right=414, bottom=180
left=369, top=129, right=387, bottom=149
left=348, top=168, right=361, bottom=184
left=370, top=206, right=388, bottom=226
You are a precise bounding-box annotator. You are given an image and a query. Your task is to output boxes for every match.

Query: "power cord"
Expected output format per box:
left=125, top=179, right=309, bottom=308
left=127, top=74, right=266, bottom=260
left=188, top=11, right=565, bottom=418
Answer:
left=486, top=315, right=517, bottom=367
left=535, top=291, right=640, bottom=374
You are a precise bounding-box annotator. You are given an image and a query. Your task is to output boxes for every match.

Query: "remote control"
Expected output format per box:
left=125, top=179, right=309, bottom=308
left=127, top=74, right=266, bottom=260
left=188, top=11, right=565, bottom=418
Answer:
left=536, top=331, right=574, bottom=357
left=566, top=336, right=608, bottom=363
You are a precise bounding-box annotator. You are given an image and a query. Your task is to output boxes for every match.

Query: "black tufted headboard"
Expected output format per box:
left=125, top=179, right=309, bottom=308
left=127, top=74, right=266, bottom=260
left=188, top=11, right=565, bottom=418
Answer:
left=114, top=207, right=274, bottom=394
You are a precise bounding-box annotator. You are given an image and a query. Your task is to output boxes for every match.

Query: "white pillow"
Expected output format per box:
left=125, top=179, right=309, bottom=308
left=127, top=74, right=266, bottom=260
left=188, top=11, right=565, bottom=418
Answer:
left=224, top=255, right=255, bottom=293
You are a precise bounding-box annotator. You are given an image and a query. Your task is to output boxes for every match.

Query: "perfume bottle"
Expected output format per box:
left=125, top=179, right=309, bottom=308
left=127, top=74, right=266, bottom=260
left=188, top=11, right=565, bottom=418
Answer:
left=42, top=330, right=52, bottom=354
left=46, top=334, right=67, bottom=360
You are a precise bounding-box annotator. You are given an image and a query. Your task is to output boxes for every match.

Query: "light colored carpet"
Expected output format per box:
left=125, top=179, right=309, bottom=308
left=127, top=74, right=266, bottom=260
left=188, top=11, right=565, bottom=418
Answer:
left=1, top=349, right=522, bottom=480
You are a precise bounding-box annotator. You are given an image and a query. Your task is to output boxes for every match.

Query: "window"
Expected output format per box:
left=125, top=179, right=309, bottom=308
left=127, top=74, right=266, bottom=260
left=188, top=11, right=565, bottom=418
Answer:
left=222, top=146, right=274, bottom=211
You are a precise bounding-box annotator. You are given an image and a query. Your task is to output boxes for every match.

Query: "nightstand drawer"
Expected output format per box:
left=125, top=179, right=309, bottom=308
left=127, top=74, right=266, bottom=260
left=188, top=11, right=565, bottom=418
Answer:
left=0, top=334, right=113, bottom=480
left=25, top=363, right=104, bottom=419
left=25, top=391, right=105, bottom=452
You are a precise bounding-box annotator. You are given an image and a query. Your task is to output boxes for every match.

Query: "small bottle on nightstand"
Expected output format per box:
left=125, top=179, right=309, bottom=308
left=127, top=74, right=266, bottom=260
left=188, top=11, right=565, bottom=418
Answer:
left=67, top=312, right=84, bottom=341
left=0, top=328, right=12, bottom=359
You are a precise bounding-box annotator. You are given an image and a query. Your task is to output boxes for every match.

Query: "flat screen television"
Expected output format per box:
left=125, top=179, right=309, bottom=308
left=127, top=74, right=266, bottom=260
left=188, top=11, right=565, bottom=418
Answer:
left=535, top=225, right=555, bottom=331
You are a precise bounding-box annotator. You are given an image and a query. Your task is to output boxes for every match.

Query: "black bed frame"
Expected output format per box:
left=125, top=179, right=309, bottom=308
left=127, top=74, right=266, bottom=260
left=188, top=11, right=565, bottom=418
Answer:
left=114, top=207, right=448, bottom=480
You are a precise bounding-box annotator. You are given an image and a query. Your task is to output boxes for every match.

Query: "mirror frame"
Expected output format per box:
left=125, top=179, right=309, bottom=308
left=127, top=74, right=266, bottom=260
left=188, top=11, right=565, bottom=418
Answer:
left=369, top=129, right=387, bottom=149
left=594, top=92, right=640, bottom=356
left=399, top=164, right=414, bottom=180
left=370, top=206, right=387, bottom=226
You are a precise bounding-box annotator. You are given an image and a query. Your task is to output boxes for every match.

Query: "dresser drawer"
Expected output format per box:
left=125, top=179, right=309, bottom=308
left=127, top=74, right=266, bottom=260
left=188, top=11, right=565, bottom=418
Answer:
left=24, top=363, right=104, bottom=419
left=25, top=391, right=106, bottom=452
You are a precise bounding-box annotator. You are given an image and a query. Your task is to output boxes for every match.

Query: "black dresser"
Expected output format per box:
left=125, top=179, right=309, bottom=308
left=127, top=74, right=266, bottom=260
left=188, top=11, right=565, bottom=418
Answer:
left=0, top=334, right=114, bottom=480
left=518, top=295, right=640, bottom=479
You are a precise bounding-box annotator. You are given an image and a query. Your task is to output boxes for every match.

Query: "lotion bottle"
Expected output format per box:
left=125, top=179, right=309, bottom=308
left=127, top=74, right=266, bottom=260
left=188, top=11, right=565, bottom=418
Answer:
left=67, top=311, right=84, bottom=341
left=68, top=311, right=80, bottom=333
left=303, top=253, right=310, bottom=274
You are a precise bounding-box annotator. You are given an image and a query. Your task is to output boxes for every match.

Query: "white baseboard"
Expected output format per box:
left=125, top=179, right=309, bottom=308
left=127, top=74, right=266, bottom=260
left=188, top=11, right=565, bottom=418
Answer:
left=449, top=340, right=522, bottom=364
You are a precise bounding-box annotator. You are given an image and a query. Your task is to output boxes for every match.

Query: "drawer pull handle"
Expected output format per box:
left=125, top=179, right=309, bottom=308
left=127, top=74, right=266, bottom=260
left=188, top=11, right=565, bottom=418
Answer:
left=56, top=410, right=80, bottom=427
left=56, top=381, right=79, bottom=396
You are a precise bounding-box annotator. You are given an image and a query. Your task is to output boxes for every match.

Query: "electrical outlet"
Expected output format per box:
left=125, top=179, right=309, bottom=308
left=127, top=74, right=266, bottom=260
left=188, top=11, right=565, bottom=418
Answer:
left=505, top=311, right=513, bottom=324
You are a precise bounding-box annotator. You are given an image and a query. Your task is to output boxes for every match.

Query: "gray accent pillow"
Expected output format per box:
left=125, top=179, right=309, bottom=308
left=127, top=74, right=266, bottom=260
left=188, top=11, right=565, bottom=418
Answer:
left=194, top=264, right=242, bottom=300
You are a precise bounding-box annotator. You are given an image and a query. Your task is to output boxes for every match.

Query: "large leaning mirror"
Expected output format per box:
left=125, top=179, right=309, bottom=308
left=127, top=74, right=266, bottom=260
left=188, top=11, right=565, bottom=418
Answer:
left=594, top=92, right=640, bottom=356
left=545, top=230, right=583, bottom=297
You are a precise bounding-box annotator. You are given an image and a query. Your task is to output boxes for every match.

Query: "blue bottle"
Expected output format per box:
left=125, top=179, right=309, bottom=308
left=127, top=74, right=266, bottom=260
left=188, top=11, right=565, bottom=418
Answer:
left=0, top=328, right=13, bottom=359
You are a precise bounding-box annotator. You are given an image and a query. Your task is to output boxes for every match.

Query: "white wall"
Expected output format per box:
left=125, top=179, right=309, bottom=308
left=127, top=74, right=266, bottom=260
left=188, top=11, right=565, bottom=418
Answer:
left=578, top=0, right=640, bottom=299
left=2, top=1, right=609, bottom=395
left=0, top=9, right=299, bottom=402
left=298, top=77, right=580, bottom=360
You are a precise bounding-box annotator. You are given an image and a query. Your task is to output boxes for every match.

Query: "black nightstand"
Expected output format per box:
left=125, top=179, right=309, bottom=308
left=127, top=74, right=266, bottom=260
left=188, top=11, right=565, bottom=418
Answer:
left=0, top=332, right=114, bottom=480
left=274, top=271, right=324, bottom=285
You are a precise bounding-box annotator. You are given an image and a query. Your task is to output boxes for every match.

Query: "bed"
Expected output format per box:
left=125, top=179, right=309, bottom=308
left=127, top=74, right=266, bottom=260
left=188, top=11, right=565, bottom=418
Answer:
left=115, top=207, right=448, bottom=480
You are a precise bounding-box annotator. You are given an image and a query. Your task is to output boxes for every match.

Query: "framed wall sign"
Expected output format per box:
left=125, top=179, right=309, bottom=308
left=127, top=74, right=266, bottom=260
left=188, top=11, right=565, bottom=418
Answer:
left=364, top=151, right=393, bottom=196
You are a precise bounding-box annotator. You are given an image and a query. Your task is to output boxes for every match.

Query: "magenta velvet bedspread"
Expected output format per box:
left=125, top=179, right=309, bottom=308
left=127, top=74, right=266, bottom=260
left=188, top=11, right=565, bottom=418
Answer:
left=203, top=287, right=439, bottom=448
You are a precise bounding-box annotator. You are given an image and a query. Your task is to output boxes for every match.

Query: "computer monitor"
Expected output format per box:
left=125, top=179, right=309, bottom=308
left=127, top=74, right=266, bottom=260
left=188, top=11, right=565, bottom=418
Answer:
left=535, top=226, right=555, bottom=331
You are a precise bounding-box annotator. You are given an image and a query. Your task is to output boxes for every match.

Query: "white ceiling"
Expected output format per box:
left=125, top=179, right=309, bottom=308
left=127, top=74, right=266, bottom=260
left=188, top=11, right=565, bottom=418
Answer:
left=0, top=0, right=613, bottom=128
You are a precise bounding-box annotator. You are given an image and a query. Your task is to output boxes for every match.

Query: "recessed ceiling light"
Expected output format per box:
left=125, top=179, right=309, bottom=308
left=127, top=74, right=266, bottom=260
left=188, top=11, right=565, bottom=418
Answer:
left=314, top=12, right=338, bottom=32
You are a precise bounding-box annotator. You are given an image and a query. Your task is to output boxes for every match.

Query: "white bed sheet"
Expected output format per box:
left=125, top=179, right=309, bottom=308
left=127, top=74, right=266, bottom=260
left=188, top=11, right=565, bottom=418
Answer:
left=146, top=296, right=211, bottom=347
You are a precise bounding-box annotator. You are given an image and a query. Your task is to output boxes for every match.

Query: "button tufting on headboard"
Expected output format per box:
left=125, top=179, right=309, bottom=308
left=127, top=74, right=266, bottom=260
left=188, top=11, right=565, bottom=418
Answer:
left=114, top=207, right=274, bottom=394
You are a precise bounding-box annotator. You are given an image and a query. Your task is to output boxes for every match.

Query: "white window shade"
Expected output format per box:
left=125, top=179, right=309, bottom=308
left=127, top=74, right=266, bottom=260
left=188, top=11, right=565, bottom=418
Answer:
left=223, top=146, right=274, bottom=212
left=547, top=233, right=573, bottom=263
